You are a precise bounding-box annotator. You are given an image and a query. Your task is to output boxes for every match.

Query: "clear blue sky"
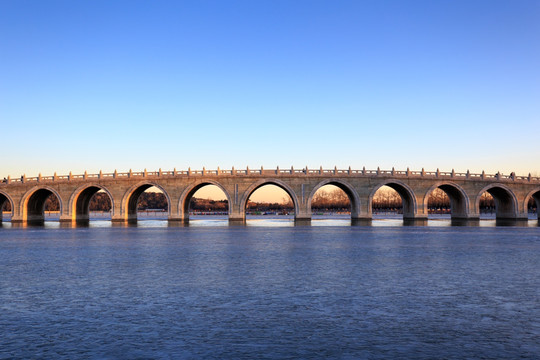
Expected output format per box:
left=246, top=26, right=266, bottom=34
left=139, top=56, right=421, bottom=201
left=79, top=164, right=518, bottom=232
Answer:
left=1, top=0, right=539, bottom=179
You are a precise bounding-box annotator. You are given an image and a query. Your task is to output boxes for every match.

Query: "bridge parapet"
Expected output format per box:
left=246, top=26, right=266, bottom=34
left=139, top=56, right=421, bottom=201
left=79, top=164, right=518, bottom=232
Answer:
left=2, top=167, right=539, bottom=185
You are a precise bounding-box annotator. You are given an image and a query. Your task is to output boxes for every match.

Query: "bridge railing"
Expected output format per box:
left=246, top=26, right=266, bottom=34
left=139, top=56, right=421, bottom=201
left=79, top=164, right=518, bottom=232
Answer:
left=2, top=167, right=540, bottom=185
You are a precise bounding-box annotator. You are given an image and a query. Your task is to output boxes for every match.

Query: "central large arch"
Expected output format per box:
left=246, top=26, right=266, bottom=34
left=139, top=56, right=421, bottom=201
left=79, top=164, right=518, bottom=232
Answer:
left=239, top=179, right=300, bottom=221
left=0, top=190, right=14, bottom=223
left=476, top=184, right=518, bottom=220
left=423, top=182, right=469, bottom=219
left=120, top=182, right=171, bottom=223
left=20, top=186, right=63, bottom=224
left=307, top=179, right=360, bottom=218
left=178, top=180, right=232, bottom=221
left=69, top=184, right=114, bottom=224
left=369, top=180, right=417, bottom=220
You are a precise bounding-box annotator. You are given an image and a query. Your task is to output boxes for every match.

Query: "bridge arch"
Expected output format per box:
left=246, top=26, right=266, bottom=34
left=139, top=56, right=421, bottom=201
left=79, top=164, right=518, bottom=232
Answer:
left=0, top=190, right=14, bottom=221
left=178, top=180, right=232, bottom=219
left=369, top=180, right=417, bottom=218
left=20, top=185, right=63, bottom=224
left=423, top=181, right=469, bottom=218
left=476, top=183, right=518, bottom=219
left=523, top=187, right=540, bottom=219
left=307, top=179, right=360, bottom=218
left=121, top=181, right=171, bottom=222
left=68, top=183, right=114, bottom=223
left=239, top=179, right=300, bottom=218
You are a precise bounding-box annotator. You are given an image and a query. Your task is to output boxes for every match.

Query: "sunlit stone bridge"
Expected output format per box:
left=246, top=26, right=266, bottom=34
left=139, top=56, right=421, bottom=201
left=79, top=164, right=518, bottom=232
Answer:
left=1, top=167, right=539, bottom=226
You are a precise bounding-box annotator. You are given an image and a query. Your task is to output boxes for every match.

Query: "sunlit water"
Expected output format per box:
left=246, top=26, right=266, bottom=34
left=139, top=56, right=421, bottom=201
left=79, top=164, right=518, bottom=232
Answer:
left=1, top=219, right=539, bottom=359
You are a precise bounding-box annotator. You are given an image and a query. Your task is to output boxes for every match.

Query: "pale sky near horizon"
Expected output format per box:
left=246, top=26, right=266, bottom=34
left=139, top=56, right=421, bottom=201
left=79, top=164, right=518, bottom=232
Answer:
left=1, top=1, right=539, bottom=194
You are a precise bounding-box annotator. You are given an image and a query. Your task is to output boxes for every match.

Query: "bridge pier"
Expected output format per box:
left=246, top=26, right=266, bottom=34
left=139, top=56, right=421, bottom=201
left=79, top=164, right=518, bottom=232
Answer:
left=403, top=216, right=429, bottom=226
left=351, top=216, right=372, bottom=226
left=294, top=217, right=311, bottom=226
left=229, top=219, right=246, bottom=226
left=449, top=216, right=480, bottom=226
left=168, top=215, right=189, bottom=226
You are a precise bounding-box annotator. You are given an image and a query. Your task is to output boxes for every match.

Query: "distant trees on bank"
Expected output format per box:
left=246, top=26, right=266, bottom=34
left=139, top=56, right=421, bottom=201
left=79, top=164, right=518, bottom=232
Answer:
left=2, top=188, right=537, bottom=213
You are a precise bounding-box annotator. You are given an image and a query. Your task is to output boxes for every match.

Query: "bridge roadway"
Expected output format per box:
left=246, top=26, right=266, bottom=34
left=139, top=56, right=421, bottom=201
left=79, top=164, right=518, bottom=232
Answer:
left=1, top=167, right=539, bottom=226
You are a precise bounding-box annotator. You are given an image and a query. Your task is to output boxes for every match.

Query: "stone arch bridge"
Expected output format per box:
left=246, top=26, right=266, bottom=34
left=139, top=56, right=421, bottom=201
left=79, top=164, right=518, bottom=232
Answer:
left=1, top=167, right=539, bottom=226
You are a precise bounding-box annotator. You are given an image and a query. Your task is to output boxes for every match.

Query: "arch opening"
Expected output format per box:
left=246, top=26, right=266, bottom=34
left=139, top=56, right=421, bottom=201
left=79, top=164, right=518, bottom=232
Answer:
left=245, top=184, right=295, bottom=225
left=74, top=186, right=112, bottom=224
left=310, top=184, right=351, bottom=219
left=185, top=184, right=229, bottom=223
left=427, top=184, right=468, bottom=219
left=479, top=192, right=495, bottom=218
left=25, top=189, right=60, bottom=224
left=0, top=193, right=12, bottom=222
left=371, top=184, right=414, bottom=217
left=478, top=185, right=517, bottom=222
left=526, top=190, right=539, bottom=220
left=128, top=185, right=169, bottom=223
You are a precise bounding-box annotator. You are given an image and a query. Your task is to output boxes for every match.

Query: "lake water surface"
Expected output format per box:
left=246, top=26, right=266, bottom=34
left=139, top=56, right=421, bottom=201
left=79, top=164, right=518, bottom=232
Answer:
left=1, top=220, right=539, bottom=359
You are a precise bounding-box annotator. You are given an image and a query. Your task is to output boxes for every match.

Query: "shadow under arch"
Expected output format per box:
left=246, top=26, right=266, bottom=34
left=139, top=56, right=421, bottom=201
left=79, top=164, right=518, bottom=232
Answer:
left=240, top=179, right=300, bottom=220
left=423, top=181, right=469, bottom=219
left=369, top=180, right=417, bottom=221
left=68, top=183, right=114, bottom=224
left=178, top=180, right=232, bottom=221
left=20, top=185, right=63, bottom=225
left=307, top=179, right=361, bottom=218
left=523, top=187, right=540, bottom=220
left=476, top=183, right=518, bottom=222
left=121, top=181, right=171, bottom=223
left=0, top=190, right=14, bottom=222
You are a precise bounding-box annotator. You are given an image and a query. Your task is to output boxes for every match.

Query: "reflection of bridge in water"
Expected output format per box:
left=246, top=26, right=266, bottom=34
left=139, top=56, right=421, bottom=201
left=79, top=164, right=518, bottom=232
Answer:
left=1, top=167, right=539, bottom=226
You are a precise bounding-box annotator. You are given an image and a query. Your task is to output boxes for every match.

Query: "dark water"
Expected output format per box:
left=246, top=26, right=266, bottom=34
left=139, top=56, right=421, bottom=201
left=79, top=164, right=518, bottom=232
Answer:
left=1, top=222, right=539, bottom=359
